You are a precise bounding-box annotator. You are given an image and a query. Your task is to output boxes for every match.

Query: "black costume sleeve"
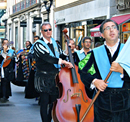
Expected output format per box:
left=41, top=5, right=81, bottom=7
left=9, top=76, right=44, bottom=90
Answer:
left=73, top=52, right=80, bottom=66
left=33, top=42, right=59, bottom=64
left=0, top=55, right=4, bottom=64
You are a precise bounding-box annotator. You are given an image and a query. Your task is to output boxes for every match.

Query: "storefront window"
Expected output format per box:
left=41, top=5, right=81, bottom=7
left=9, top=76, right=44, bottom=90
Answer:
left=122, top=23, right=130, bottom=43
left=74, top=26, right=84, bottom=49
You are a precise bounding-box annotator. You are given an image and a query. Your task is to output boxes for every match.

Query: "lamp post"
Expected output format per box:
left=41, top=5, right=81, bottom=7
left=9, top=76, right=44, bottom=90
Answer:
left=42, top=0, right=53, bottom=22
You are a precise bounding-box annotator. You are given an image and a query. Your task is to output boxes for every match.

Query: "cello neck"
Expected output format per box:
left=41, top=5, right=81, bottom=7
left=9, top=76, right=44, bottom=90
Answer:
left=62, top=28, right=78, bottom=84
left=66, top=38, right=78, bottom=84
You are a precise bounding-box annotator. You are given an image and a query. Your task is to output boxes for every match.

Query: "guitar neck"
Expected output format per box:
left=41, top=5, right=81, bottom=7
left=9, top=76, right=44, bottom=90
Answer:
left=6, top=50, right=28, bottom=60
left=7, top=54, right=17, bottom=60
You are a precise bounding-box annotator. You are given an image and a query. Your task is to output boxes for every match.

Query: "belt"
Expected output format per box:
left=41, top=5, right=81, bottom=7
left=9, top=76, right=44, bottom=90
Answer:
left=106, top=87, right=130, bottom=94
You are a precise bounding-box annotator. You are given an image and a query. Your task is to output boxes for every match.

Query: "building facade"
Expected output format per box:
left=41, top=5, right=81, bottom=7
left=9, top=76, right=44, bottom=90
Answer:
left=1, top=0, right=130, bottom=50
left=54, top=0, right=130, bottom=49
left=2, top=0, right=54, bottom=50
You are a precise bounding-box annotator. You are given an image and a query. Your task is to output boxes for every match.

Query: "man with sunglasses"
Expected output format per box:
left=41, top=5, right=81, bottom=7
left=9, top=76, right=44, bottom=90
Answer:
left=79, top=19, right=130, bottom=122
left=33, top=22, right=73, bottom=122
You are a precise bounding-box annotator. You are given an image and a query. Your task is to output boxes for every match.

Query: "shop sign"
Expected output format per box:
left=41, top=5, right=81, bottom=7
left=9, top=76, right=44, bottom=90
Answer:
left=33, top=17, right=42, bottom=24
left=20, top=22, right=27, bottom=27
left=91, top=31, right=101, bottom=37
left=56, top=18, right=65, bottom=24
left=116, top=0, right=130, bottom=10
left=122, top=23, right=130, bottom=32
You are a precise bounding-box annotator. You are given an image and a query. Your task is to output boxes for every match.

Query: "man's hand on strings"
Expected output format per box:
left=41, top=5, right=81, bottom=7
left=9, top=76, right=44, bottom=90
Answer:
left=110, top=61, right=123, bottom=74
left=93, top=79, right=108, bottom=92
left=61, top=60, right=74, bottom=68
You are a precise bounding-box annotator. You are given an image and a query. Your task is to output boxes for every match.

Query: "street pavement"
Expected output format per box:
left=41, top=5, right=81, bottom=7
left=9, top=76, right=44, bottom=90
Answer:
left=0, top=83, right=41, bottom=122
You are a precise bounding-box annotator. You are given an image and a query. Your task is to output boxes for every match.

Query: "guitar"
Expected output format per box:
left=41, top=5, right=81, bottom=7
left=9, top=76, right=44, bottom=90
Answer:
left=3, top=49, right=27, bottom=68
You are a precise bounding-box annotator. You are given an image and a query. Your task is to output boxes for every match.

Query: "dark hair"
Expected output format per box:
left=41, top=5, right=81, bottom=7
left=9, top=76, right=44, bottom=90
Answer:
left=40, top=22, right=52, bottom=30
left=26, top=40, right=31, bottom=44
left=69, top=38, right=76, bottom=45
left=56, top=40, right=60, bottom=44
left=2, top=38, right=8, bottom=44
left=82, top=36, right=92, bottom=43
left=26, top=41, right=32, bottom=48
left=100, top=19, right=119, bottom=33
left=34, top=36, right=40, bottom=39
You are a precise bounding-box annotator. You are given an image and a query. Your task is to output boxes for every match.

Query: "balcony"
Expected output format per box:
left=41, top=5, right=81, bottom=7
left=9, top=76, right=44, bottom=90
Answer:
left=13, top=0, right=38, bottom=14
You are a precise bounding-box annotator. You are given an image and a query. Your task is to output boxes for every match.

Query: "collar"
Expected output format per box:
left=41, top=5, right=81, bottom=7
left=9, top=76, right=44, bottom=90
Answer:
left=80, top=48, right=91, bottom=54
left=43, top=37, right=52, bottom=44
left=104, top=39, right=120, bottom=56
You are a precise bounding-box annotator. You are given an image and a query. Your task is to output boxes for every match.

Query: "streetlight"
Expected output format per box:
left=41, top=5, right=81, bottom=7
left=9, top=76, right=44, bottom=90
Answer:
left=42, top=0, right=53, bottom=22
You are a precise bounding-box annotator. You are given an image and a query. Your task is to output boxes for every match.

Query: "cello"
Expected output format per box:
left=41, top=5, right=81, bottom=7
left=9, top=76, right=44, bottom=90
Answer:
left=52, top=28, right=94, bottom=122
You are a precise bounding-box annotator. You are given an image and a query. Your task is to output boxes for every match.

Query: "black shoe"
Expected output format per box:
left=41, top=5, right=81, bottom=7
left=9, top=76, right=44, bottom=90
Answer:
left=1, top=98, right=7, bottom=103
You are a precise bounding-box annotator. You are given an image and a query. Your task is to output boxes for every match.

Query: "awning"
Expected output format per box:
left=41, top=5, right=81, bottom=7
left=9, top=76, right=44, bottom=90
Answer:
left=90, top=14, right=130, bottom=37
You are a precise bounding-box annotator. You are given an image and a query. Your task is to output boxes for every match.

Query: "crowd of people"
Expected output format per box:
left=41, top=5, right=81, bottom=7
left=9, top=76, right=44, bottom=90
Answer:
left=0, top=36, right=40, bottom=102
left=0, top=19, right=130, bottom=122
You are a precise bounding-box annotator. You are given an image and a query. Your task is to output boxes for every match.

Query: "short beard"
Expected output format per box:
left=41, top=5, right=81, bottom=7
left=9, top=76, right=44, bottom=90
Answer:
left=84, top=47, right=90, bottom=50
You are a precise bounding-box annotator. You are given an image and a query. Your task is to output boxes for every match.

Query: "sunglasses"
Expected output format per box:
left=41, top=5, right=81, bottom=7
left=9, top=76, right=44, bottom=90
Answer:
left=43, top=28, right=52, bottom=32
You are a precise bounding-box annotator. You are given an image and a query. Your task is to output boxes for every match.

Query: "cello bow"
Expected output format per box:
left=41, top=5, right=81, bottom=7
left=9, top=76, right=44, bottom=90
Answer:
left=80, top=71, right=112, bottom=122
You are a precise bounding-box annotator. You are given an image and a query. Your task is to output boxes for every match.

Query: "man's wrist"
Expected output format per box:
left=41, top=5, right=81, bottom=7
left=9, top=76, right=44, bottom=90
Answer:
left=92, top=78, right=97, bottom=85
left=58, top=58, right=62, bottom=65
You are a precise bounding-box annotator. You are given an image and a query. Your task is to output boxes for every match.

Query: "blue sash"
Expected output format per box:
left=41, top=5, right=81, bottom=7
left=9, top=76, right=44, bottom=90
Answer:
left=93, top=44, right=124, bottom=88
left=0, top=49, right=14, bottom=68
left=76, top=50, right=86, bottom=61
left=29, top=44, right=34, bottom=54
left=35, top=38, right=60, bottom=68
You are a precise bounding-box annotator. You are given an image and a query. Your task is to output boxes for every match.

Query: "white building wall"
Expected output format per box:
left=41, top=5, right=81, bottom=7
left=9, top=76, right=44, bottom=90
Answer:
left=54, top=0, right=117, bottom=40
left=55, top=0, right=116, bottom=25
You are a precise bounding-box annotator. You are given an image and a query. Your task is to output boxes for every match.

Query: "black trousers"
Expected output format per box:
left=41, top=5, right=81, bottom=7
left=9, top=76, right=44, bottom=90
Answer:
left=1, top=78, right=11, bottom=98
left=94, top=105, right=130, bottom=122
left=40, top=92, right=57, bottom=122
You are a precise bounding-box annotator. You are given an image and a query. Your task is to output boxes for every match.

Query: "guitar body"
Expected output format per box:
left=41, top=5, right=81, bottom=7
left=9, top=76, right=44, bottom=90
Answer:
left=3, top=56, right=11, bottom=67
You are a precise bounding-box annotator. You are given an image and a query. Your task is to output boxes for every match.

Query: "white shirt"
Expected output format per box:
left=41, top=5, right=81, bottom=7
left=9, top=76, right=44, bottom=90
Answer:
left=104, top=39, right=120, bottom=57
left=79, top=48, right=92, bottom=55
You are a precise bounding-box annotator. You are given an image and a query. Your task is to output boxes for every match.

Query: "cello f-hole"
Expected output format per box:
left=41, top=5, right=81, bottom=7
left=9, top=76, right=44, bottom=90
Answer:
left=63, top=89, right=71, bottom=103
left=79, top=89, right=88, bottom=103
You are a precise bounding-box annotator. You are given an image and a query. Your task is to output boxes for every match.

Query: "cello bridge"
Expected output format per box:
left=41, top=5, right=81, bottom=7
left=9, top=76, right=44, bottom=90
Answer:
left=71, top=93, right=81, bottom=98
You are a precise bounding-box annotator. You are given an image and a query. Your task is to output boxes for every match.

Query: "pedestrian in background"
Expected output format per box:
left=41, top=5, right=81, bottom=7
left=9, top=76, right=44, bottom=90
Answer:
left=25, top=36, right=40, bottom=100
